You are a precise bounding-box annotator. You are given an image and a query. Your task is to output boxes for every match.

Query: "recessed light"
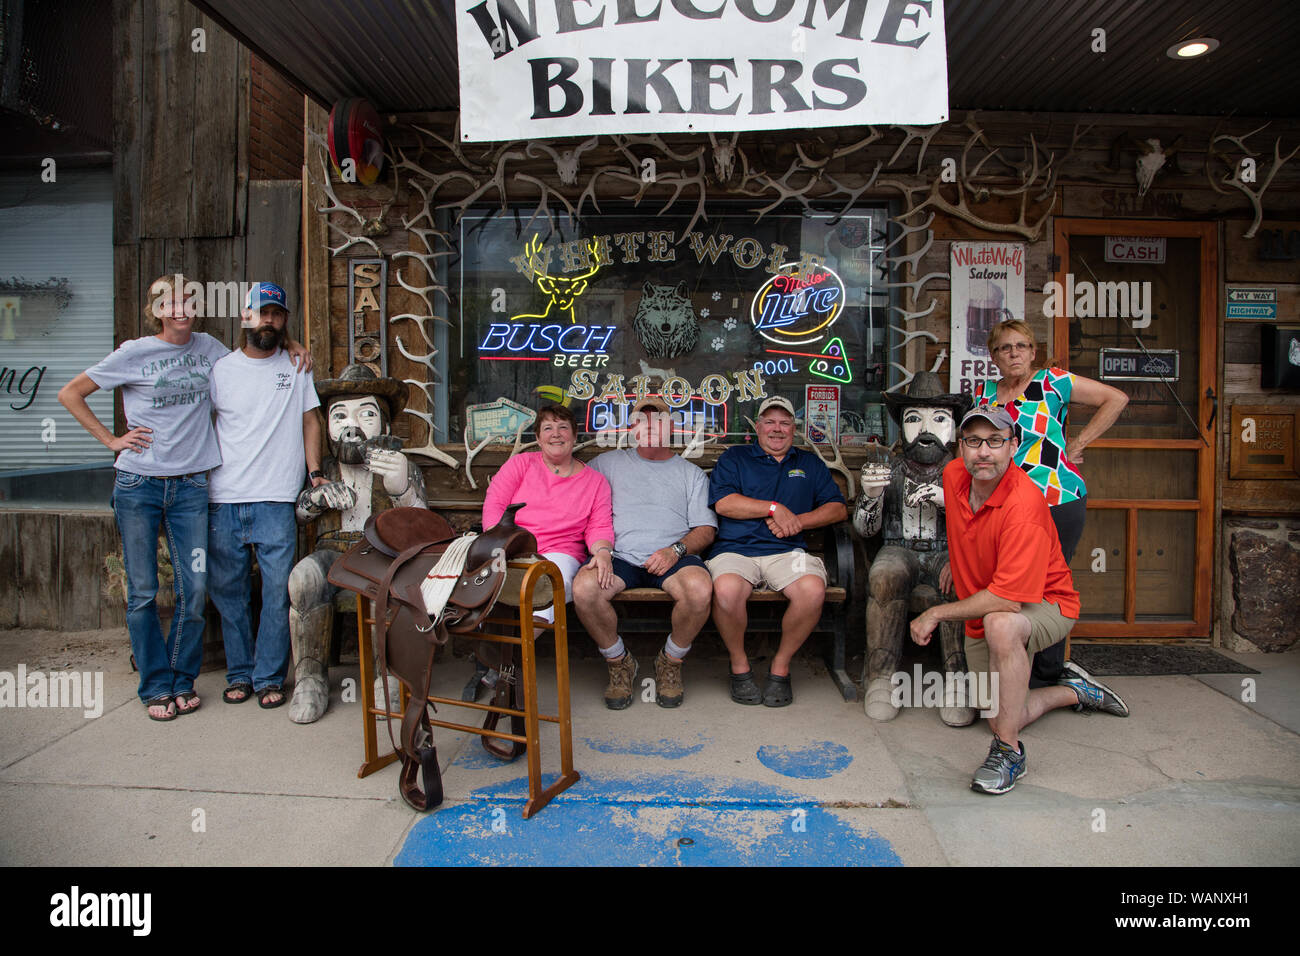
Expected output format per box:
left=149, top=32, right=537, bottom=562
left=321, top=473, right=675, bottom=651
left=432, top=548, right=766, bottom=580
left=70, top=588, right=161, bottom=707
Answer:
left=1167, top=37, right=1220, bottom=59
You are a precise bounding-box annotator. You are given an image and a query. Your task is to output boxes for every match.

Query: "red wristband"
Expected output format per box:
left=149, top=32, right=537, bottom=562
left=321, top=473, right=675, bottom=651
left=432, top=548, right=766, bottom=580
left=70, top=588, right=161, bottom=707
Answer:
left=769, top=501, right=778, bottom=516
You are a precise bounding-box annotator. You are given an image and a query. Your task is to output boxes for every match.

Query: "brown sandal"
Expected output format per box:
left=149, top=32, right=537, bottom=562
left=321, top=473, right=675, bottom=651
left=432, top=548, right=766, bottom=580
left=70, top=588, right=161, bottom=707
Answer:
left=146, top=695, right=177, bottom=721
left=174, top=691, right=201, bottom=715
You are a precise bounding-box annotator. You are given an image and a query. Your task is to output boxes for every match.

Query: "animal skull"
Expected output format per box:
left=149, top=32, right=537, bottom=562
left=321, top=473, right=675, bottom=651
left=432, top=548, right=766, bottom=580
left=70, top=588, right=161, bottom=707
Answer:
left=709, top=132, right=738, bottom=184
left=1134, top=137, right=1180, bottom=198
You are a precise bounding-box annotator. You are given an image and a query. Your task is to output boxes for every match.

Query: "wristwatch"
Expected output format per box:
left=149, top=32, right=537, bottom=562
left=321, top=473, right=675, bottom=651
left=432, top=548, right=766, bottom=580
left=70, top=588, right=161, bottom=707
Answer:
left=309, top=469, right=324, bottom=480
left=671, top=541, right=687, bottom=559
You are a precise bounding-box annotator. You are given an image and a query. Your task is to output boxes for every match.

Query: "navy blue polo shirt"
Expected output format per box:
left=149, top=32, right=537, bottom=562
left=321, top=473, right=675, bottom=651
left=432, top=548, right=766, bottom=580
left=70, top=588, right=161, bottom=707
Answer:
left=708, top=444, right=845, bottom=556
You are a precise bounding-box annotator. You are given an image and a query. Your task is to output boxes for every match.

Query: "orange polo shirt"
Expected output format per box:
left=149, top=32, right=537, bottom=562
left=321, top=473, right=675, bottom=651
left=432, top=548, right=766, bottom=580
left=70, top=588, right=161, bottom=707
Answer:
left=943, top=457, right=1081, bottom=640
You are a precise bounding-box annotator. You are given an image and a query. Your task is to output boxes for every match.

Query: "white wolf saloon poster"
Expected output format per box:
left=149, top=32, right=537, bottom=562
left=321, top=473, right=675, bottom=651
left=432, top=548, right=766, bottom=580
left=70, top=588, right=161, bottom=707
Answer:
left=456, top=0, right=949, bottom=141
left=949, top=241, right=1025, bottom=397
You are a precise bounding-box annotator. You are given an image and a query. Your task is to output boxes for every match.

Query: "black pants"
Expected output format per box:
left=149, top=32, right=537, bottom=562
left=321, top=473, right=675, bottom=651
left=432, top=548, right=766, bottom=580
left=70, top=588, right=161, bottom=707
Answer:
left=1029, top=495, right=1087, bottom=687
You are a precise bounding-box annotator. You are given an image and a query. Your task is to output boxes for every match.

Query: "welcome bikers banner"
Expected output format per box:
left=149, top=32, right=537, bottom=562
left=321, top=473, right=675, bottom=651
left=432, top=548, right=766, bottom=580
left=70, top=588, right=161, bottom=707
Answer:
left=456, top=0, right=949, bottom=141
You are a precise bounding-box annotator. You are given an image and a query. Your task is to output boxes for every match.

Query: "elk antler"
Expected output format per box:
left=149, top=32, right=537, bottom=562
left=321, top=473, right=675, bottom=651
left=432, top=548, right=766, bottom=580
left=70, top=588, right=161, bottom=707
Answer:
left=1208, top=125, right=1298, bottom=237
left=887, top=124, right=944, bottom=173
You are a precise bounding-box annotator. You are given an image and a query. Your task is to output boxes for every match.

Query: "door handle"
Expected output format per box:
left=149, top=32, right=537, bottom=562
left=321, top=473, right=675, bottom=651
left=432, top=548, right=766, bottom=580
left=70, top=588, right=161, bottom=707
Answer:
left=1205, top=387, right=1217, bottom=431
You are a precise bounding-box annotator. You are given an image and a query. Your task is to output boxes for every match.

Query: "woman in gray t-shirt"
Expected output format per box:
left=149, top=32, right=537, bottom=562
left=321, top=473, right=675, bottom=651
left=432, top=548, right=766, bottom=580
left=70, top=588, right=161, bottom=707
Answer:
left=58, top=274, right=310, bottom=721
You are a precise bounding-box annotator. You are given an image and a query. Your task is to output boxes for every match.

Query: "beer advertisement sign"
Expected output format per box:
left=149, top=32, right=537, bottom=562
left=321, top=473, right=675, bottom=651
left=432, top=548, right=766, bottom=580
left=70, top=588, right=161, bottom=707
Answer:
left=949, top=241, right=1026, bottom=396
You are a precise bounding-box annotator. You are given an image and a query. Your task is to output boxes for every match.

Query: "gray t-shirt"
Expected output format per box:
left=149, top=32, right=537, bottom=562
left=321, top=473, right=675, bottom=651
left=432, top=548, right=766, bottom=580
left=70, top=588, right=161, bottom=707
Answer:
left=86, top=331, right=228, bottom=476
left=588, top=448, right=716, bottom=565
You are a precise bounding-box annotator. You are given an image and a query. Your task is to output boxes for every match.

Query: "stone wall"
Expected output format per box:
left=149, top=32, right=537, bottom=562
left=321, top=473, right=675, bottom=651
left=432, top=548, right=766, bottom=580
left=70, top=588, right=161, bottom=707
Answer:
left=1222, top=517, right=1300, bottom=652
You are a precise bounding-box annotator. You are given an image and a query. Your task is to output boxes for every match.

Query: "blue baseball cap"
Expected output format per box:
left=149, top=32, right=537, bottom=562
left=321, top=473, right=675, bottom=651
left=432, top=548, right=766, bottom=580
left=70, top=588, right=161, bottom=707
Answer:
left=245, top=282, right=289, bottom=311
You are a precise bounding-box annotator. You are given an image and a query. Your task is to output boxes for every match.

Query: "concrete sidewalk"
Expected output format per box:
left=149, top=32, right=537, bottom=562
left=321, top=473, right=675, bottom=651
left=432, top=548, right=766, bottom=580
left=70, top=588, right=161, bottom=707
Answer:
left=1, top=627, right=1297, bottom=866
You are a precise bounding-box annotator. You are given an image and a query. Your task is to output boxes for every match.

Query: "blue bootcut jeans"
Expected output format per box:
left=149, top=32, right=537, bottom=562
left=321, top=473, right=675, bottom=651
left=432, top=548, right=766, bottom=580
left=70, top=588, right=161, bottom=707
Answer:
left=112, top=471, right=210, bottom=703
left=207, top=502, right=297, bottom=692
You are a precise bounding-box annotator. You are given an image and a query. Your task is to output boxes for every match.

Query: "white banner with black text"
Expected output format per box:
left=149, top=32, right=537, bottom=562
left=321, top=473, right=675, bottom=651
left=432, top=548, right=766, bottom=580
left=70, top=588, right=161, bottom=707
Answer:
left=456, top=0, right=949, bottom=141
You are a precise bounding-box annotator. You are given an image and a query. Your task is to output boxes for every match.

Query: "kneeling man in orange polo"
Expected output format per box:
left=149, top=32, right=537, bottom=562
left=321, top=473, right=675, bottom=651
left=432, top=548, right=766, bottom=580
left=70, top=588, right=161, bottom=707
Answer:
left=910, top=406, right=1129, bottom=795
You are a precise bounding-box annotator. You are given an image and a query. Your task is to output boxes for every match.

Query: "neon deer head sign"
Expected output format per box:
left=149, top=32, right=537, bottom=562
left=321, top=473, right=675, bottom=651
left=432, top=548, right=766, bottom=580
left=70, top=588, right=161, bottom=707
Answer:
left=511, top=234, right=602, bottom=325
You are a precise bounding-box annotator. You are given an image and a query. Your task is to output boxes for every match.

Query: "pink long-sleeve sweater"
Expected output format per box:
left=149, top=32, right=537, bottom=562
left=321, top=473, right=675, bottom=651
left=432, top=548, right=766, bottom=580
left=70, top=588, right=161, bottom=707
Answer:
left=481, top=452, right=614, bottom=564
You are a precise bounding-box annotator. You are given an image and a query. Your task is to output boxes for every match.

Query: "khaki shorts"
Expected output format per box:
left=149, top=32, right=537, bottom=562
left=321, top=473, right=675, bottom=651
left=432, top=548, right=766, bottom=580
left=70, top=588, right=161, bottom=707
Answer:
left=963, top=600, right=1075, bottom=678
left=705, top=550, right=827, bottom=592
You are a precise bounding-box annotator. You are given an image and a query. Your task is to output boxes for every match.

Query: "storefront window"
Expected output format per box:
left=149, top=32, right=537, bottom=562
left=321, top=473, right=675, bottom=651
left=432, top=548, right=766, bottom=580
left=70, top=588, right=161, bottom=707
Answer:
left=0, top=169, right=114, bottom=509
left=450, top=205, right=895, bottom=445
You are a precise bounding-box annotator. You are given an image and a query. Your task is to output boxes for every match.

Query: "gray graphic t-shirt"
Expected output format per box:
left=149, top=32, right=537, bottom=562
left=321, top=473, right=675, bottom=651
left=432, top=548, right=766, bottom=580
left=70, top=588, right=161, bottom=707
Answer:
left=86, top=331, right=229, bottom=476
left=588, top=448, right=716, bottom=565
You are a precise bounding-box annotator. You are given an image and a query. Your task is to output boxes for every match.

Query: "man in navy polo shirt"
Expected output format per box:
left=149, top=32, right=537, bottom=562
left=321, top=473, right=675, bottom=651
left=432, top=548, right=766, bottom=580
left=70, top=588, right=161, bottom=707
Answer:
left=707, top=396, right=847, bottom=707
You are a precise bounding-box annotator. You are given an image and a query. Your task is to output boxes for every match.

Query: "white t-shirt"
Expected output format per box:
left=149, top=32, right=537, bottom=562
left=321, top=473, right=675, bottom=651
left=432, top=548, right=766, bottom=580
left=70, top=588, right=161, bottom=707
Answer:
left=85, top=331, right=228, bottom=476
left=208, top=348, right=320, bottom=503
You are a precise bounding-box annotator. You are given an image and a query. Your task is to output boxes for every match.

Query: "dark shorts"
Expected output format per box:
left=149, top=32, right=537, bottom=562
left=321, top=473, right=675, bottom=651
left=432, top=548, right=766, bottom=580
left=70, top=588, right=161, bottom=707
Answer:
left=611, top=554, right=707, bottom=591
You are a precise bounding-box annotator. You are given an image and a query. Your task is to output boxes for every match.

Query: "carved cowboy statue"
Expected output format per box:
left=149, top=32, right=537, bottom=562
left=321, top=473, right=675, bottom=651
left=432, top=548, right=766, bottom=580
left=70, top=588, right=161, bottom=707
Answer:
left=854, top=372, right=974, bottom=726
left=288, top=364, right=428, bottom=723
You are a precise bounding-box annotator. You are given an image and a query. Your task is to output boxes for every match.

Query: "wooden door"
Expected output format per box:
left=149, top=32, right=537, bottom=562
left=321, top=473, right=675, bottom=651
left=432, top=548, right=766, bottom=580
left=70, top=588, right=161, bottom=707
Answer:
left=1052, top=220, right=1217, bottom=637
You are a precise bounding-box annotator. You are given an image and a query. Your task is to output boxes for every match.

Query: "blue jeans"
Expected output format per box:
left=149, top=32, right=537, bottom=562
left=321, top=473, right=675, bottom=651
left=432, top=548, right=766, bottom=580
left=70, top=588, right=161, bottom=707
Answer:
left=112, top=471, right=209, bottom=702
left=207, top=502, right=297, bottom=691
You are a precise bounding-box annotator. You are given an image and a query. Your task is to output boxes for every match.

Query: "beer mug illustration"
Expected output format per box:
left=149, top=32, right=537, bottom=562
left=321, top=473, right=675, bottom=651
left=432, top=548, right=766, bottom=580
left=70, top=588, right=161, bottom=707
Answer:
left=967, top=283, right=1014, bottom=355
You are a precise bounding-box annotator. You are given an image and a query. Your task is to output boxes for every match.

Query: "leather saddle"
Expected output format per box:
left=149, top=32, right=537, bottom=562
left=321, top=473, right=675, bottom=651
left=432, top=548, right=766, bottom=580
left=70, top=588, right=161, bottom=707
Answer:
left=328, top=503, right=538, bottom=811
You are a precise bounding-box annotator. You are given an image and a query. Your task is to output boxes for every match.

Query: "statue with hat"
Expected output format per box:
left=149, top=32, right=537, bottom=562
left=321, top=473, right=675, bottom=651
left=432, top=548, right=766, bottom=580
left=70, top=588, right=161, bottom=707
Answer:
left=853, top=372, right=973, bottom=725
left=287, top=363, right=428, bottom=723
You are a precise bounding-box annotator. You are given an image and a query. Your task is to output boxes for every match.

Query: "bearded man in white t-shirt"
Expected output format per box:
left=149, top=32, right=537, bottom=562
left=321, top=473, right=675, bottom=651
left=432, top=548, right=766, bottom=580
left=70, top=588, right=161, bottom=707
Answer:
left=207, top=283, right=323, bottom=710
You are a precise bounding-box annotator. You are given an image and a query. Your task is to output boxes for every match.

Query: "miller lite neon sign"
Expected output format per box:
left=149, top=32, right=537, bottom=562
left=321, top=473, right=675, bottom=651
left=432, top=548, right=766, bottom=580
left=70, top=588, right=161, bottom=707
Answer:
left=750, top=262, right=845, bottom=346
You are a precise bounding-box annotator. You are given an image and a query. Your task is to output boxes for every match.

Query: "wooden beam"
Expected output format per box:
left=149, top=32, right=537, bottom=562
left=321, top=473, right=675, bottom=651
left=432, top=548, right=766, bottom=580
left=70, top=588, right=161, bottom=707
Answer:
left=1124, top=507, right=1137, bottom=625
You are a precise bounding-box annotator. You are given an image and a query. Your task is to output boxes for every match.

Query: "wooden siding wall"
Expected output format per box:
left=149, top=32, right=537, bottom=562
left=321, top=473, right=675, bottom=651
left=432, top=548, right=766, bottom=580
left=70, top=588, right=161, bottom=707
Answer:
left=0, top=512, right=125, bottom=630
left=112, top=0, right=301, bottom=437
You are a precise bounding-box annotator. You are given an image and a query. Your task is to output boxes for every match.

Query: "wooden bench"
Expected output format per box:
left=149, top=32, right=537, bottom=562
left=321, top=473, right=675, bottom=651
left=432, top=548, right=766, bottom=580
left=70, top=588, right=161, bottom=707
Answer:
left=601, top=524, right=858, bottom=701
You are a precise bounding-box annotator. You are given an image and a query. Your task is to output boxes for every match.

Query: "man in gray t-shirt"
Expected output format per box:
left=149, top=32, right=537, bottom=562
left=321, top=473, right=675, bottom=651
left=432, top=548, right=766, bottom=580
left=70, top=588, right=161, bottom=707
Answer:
left=574, top=397, right=717, bottom=710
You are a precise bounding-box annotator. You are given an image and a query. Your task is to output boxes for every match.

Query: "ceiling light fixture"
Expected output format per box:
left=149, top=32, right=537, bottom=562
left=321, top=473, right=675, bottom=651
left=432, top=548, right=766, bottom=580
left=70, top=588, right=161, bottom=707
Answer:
left=1167, top=37, right=1220, bottom=59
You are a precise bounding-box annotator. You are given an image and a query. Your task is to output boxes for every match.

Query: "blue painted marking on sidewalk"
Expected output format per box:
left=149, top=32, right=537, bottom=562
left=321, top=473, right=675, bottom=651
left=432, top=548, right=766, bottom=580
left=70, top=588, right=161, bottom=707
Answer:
left=756, top=741, right=854, bottom=779
left=393, top=771, right=901, bottom=867
left=582, top=733, right=709, bottom=758
left=449, top=745, right=514, bottom=770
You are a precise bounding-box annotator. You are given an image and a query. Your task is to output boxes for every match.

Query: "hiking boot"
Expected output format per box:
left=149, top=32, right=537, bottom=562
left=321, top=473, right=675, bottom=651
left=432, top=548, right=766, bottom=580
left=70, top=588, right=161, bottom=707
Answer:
left=603, top=653, right=638, bottom=710
left=654, top=649, right=684, bottom=708
left=970, top=736, right=1026, bottom=795
left=1058, top=660, right=1129, bottom=717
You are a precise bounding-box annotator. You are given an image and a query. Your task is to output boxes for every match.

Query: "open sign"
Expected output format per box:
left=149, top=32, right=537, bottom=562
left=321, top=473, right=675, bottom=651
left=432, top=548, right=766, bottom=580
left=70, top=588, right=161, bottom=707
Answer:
left=1098, top=348, right=1179, bottom=382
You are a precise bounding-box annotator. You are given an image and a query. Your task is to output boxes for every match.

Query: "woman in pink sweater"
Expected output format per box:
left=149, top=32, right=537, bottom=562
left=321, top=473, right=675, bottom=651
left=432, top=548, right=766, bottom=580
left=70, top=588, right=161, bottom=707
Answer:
left=482, top=404, right=614, bottom=622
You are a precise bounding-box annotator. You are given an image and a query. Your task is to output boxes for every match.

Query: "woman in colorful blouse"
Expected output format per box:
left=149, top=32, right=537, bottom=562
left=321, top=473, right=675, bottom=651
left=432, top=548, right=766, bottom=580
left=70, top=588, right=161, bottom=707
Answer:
left=976, top=319, right=1128, bottom=682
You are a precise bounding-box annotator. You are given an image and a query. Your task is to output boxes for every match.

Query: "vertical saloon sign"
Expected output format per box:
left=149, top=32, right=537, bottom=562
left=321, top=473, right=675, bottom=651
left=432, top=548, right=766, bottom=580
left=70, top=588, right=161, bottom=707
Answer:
left=457, top=0, right=949, bottom=141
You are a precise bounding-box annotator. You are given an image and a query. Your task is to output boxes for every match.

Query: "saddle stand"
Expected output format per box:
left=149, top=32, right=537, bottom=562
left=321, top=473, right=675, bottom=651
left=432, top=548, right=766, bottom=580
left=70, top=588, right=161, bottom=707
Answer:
left=351, top=555, right=581, bottom=819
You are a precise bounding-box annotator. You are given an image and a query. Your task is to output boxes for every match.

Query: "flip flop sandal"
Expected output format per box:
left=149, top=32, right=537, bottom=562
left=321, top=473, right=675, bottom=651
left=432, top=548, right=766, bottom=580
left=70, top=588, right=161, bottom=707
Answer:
left=146, top=695, right=177, bottom=722
left=223, top=683, right=254, bottom=704
left=729, top=670, right=764, bottom=706
left=763, top=673, right=793, bottom=708
left=174, top=691, right=201, bottom=715
left=257, top=686, right=287, bottom=709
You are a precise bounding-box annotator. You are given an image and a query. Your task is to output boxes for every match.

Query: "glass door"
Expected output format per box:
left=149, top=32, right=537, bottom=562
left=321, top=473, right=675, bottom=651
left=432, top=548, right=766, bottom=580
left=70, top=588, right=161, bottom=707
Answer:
left=1052, top=220, right=1217, bottom=637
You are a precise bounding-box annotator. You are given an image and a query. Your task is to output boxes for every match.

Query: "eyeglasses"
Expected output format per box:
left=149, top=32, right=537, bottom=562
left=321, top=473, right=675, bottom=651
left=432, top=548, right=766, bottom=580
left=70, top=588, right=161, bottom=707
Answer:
left=994, top=342, right=1034, bottom=356
left=960, top=435, right=1010, bottom=449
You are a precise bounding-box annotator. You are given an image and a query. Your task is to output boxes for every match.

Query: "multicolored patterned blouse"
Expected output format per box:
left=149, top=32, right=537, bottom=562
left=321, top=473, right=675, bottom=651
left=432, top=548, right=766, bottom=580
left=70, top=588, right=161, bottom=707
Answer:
left=975, top=366, right=1086, bottom=506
